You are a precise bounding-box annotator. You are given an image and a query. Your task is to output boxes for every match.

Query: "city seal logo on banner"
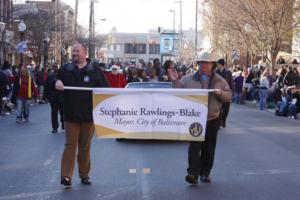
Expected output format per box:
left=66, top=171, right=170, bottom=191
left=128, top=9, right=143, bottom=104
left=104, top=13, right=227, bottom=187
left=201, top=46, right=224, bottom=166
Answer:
left=189, top=122, right=203, bottom=137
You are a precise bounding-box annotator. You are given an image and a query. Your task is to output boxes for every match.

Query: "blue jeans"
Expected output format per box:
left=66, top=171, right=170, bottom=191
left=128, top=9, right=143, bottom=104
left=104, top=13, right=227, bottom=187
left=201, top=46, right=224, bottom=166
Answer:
left=276, top=101, right=287, bottom=113
left=234, top=92, right=242, bottom=104
left=16, top=97, right=32, bottom=119
left=250, top=90, right=257, bottom=101
left=288, top=104, right=298, bottom=118
left=259, top=89, right=268, bottom=110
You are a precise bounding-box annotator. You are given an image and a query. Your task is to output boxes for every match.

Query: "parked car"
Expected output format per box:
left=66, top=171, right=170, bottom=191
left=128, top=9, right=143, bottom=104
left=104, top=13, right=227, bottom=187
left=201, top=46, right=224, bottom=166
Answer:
left=125, top=82, right=172, bottom=88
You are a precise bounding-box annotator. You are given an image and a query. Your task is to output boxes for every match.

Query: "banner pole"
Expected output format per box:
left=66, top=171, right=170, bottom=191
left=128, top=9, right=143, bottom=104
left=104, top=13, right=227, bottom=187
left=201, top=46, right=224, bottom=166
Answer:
left=63, top=87, right=220, bottom=93
left=63, top=86, right=94, bottom=91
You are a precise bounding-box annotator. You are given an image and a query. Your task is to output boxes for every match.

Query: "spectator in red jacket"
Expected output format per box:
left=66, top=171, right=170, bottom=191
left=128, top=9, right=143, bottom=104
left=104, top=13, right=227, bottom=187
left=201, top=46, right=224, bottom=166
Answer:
left=106, top=65, right=127, bottom=88
left=12, top=65, right=38, bottom=123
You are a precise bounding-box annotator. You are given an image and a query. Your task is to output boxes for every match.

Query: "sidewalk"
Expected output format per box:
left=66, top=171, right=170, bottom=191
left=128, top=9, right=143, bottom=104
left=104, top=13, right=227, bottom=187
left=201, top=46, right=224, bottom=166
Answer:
left=243, top=100, right=300, bottom=121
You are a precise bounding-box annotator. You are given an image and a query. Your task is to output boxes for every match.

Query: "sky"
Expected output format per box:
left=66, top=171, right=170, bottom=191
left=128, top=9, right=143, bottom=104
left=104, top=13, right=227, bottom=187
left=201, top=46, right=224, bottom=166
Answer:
left=15, top=0, right=203, bottom=34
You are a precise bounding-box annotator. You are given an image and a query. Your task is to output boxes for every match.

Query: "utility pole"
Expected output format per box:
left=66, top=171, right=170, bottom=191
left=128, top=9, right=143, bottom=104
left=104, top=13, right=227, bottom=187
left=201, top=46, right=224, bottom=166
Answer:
left=180, top=1, right=182, bottom=63
left=175, top=0, right=183, bottom=63
left=169, top=10, right=175, bottom=57
left=89, top=0, right=95, bottom=59
left=92, top=5, right=95, bottom=55
left=195, top=0, right=198, bottom=58
left=10, top=0, right=13, bottom=28
left=74, top=0, right=79, bottom=38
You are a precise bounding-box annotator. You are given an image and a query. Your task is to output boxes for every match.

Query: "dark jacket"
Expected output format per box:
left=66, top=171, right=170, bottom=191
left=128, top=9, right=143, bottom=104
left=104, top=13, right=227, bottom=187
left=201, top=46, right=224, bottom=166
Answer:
left=36, top=69, right=47, bottom=86
left=44, top=72, right=63, bottom=103
left=0, top=70, right=8, bottom=98
left=283, top=71, right=299, bottom=87
left=57, top=61, right=110, bottom=122
left=275, top=75, right=285, bottom=89
left=132, top=77, right=149, bottom=82
left=233, top=75, right=244, bottom=93
left=216, top=69, right=234, bottom=91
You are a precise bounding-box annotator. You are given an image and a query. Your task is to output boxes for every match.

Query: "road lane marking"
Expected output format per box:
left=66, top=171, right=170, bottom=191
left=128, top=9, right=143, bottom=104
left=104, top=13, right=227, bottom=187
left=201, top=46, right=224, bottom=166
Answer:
left=143, top=168, right=151, bottom=174
left=242, top=169, right=291, bottom=176
left=264, top=169, right=290, bottom=175
left=128, top=168, right=151, bottom=174
left=129, top=169, right=137, bottom=174
left=43, top=159, right=53, bottom=166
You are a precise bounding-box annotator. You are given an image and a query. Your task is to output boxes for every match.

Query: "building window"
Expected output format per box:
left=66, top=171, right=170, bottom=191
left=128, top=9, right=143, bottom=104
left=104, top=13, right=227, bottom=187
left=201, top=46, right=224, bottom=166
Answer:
left=110, top=45, right=114, bottom=51
left=149, top=44, right=160, bottom=54
left=124, top=43, right=146, bottom=54
left=116, top=44, right=121, bottom=52
left=164, top=39, right=170, bottom=51
left=136, top=44, right=146, bottom=54
left=124, top=43, right=137, bottom=54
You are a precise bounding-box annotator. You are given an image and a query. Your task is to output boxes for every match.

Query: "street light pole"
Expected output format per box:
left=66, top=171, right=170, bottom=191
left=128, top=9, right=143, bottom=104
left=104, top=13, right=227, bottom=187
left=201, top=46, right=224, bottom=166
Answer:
left=0, top=22, right=5, bottom=65
left=43, top=32, right=50, bottom=70
left=89, top=0, right=95, bottom=59
left=169, top=10, right=175, bottom=57
left=107, top=35, right=110, bottom=67
left=195, top=0, right=198, bottom=58
left=244, top=23, right=252, bottom=68
left=18, top=20, right=26, bottom=65
left=195, top=0, right=198, bottom=57
left=96, top=18, right=107, bottom=63
left=74, top=0, right=79, bottom=38
left=175, top=0, right=183, bottom=63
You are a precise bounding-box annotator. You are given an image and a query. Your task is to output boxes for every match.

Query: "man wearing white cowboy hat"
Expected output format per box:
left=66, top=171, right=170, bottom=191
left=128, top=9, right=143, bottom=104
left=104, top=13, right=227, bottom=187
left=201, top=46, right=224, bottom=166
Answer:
left=168, top=51, right=232, bottom=185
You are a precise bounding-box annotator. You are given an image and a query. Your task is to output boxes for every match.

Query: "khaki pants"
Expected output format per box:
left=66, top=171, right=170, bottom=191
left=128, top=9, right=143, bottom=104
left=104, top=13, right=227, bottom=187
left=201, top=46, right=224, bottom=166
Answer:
left=61, top=122, right=94, bottom=179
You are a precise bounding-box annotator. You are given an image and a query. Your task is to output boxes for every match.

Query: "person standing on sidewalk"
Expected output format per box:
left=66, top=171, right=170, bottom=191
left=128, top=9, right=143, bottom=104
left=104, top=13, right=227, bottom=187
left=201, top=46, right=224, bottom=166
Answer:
left=233, top=71, right=244, bottom=104
left=0, top=69, right=9, bottom=116
left=55, top=41, right=109, bottom=187
left=216, top=59, right=234, bottom=128
left=44, top=64, right=64, bottom=133
left=168, top=52, right=232, bottom=185
left=12, top=64, right=38, bottom=123
left=259, top=69, right=270, bottom=110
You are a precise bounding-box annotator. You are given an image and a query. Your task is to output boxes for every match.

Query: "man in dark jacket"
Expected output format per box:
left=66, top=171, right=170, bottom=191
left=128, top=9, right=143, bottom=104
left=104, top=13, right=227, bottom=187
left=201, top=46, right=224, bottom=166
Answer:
left=0, top=70, right=8, bottom=115
left=284, top=67, right=300, bottom=87
left=216, top=59, right=234, bottom=128
left=44, top=64, right=63, bottom=133
left=132, top=68, right=149, bottom=82
left=55, top=41, right=109, bottom=187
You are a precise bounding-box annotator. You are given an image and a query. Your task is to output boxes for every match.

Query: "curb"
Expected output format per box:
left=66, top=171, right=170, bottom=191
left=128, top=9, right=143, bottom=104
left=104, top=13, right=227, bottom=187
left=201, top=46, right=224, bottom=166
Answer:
left=243, top=101, right=300, bottom=120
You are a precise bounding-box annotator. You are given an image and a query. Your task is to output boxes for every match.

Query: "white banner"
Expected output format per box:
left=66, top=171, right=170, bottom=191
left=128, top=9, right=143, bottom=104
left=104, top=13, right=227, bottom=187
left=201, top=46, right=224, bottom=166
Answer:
left=92, top=88, right=210, bottom=141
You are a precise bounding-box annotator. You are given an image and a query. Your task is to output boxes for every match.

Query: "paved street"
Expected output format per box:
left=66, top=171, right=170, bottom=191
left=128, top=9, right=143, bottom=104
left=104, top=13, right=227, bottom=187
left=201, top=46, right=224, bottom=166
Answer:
left=0, top=104, right=299, bottom=200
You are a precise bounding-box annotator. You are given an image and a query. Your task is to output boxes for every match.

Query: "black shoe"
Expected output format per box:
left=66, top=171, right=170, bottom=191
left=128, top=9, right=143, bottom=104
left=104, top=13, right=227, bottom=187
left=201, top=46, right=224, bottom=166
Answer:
left=200, top=176, right=211, bottom=183
left=16, top=118, right=23, bottom=123
left=52, top=129, right=58, bottom=134
left=61, top=177, right=72, bottom=188
left=61, top=124, right=64, bottom=130
left=185, top=174, right=198, bottom=185
left=81, top=178, right=92, bottom=185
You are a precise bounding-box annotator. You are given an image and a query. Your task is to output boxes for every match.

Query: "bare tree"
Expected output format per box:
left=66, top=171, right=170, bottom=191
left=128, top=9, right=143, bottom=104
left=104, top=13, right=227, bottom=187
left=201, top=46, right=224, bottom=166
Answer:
left=204, top=0, right=300, bottom=74
left=14, top=2, right=74, bottom=65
